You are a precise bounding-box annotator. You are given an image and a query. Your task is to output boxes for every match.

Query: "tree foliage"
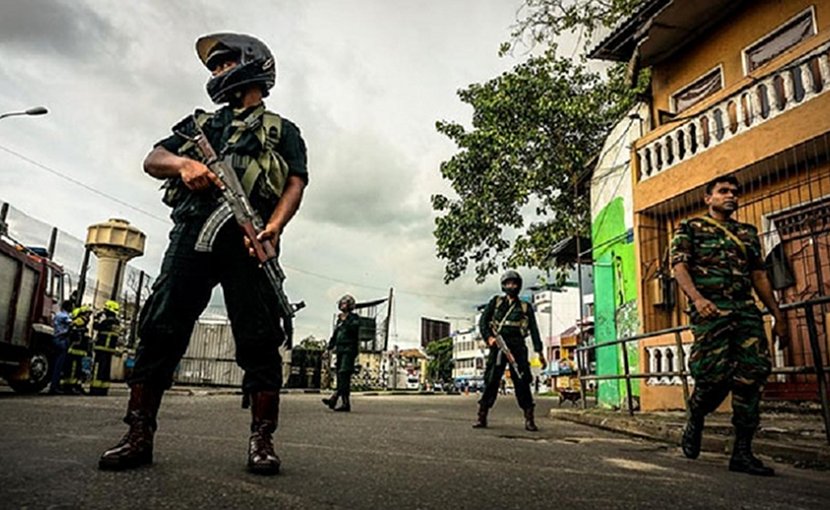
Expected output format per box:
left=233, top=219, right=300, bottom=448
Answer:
left=433, top=53, right=638, bottom=283
left=506, top=0, right=646, bottom=55
left=432, top=0, right=647, bottom=284
left=425, top=337, right=454, bottom=383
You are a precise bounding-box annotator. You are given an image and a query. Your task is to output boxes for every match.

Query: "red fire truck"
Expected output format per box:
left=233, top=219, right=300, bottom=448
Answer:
left=0, top=235, right=67, bottom=393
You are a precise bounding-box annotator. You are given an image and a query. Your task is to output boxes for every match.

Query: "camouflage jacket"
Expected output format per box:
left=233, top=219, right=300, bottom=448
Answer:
left=670, top=214, right=764, bottom=311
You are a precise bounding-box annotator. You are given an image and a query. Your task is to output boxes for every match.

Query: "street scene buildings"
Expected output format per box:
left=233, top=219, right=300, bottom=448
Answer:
left=2, top=0, right=830, bottom=508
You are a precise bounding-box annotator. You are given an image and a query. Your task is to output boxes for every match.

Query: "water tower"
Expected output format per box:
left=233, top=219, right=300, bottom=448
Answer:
left=85, top=218, right=145, bottom=308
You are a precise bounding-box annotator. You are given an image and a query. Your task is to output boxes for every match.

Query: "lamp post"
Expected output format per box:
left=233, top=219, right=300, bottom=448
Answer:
left=0, top=106, right=48, bottom=121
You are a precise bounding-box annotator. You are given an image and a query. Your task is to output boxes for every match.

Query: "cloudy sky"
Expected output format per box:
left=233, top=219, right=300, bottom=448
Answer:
left=0, top=0, right=564, bottom=347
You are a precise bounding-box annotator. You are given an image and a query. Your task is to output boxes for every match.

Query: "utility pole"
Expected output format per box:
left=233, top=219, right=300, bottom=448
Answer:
left=383, top=287, right=393, bottom=351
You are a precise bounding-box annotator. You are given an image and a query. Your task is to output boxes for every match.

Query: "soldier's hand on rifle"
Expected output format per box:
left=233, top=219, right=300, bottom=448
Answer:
left=243, top=221, right=281, bottom=257
left=179, top=158, right=225, bottom=191
left=487, top=336, right=496, bottom=347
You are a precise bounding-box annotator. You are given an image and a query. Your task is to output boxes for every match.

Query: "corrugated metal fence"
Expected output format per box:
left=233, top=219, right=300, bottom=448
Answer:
left=176, top=319, right=243, bottom=387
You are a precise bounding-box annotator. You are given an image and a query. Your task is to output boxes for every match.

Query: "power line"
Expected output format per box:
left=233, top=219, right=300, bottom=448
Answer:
left=0, top=143, right=171, bottom=224
left=284, top=265, right=484, bottom=303
left=1, top=143, right=486, bottom=304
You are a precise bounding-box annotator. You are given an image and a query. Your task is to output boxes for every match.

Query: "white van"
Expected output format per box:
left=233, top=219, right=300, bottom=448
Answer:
left=406, top=375, right=419, bottom=390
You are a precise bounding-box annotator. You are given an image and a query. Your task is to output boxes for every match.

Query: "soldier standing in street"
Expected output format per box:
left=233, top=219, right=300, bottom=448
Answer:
left=322, top=295, right=360, bottom=412
left=98, top=33, right=308, bottom=475
left=473, top=270, right=547, bottom=431
left=671, top=175, right=787, bottom=476
left=89, top=300, right=122, bottom=396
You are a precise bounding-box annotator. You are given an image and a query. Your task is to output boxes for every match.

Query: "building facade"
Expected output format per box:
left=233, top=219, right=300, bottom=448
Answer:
left=591, top=0, right=830, bottom=409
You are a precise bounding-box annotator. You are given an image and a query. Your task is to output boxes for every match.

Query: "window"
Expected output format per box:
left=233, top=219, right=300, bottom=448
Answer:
left=671, top=67, right=723, bottom=113
left=743, top=7, right=817, bottom=73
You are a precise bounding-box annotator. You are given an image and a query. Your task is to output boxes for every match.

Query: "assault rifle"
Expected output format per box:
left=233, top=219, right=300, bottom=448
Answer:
left=181, top=117, right=296, bottom=324
left=489, top=321, right=523, bottom=380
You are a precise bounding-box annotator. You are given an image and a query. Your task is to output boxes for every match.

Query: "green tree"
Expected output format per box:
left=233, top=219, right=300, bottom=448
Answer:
left=433, top=53, right=638, bottom=283
left=426, top=337, right=454, bottom=384
left=507, top=0, right=646, bottom=54
left=433, top=0, right=647, bottom=284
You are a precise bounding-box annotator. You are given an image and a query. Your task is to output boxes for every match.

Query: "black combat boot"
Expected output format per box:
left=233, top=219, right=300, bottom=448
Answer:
left=729, top=427, right=774, bottom=476
left=524, top=406, right=539, bottom=432
left=248, top=391, right=281, bottom=475
left=334, top=395, right=351, bottom=412
left=321, top=392, right=338, bottom=410
left=98, top=383, right=164, bottom=470
left=681, top=412, right=705, bottom=459
left=472, top=405, right=488, bottom=428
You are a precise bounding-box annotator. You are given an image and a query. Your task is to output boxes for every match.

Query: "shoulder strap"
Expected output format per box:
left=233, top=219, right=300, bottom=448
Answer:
left=261, top=111, right=283, bottom=146
left=696, top=216, right=747, bottom=257
left=495, top=301, right=518, bottom=333
left=176, top=110, right=214, bottom=156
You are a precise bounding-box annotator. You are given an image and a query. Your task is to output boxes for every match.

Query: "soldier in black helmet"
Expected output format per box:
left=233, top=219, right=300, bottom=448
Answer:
left=98, top=33, right=308, bottom=476
left=322, top=294, right=360, bottom=412
left=473, top=270, right=547, bottom=431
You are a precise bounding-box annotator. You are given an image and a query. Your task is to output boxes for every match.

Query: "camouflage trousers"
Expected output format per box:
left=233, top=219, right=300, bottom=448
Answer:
left=688, top=307, right=771, bottom=430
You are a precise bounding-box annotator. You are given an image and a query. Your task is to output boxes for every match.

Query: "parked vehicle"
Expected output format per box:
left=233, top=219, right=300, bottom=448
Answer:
left=0, top=235, right=67, bottom=393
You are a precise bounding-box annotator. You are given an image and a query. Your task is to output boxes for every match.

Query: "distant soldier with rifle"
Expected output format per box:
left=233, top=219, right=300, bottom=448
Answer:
left=98, top=33, right=308, bottom=476
left=322, top=294, right=360, bottom=413
left=473, top=270, right=547, bottom=431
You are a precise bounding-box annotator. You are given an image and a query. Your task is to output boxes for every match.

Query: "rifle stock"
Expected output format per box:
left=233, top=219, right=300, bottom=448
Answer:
left=490, top=321, right=523, bottom=380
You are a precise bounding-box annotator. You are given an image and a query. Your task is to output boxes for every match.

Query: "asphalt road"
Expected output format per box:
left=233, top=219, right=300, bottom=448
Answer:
left=1, top=391, right=828, bottom=509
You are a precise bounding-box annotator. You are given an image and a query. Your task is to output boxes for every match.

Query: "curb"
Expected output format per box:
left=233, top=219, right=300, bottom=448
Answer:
left=551, top=409, right=830, bottom=468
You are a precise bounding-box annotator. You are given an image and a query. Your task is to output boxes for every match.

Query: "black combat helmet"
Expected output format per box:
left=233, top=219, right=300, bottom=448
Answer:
left=500, top=270, right=522, bottom=296
left=195, top=33, right=276, bottom=104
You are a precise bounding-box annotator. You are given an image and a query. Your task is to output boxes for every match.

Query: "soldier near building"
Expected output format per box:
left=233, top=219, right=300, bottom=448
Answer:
left=671, top=175, right=787, bottom=476
left=322, top=294, right=360, bottom=412
left=473, top=270, right=547, bottom=431
left=89, top=300, right=122, bottom=396
left=98, top=33, right=308, bottom=475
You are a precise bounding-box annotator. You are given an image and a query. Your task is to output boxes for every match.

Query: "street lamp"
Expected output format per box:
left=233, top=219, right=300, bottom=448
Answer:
left=0, top=106, right=49, bottom=121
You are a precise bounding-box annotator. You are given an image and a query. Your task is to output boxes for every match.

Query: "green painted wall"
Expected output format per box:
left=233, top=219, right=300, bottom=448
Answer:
left=592, top=197, right=640, bottom=409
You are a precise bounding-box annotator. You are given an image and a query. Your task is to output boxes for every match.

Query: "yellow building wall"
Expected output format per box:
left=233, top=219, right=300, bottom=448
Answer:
left=651, top=0, right=830, bottom=117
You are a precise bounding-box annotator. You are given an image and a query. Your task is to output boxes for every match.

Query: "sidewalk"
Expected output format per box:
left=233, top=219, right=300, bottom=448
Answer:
left=551, top=406, right=830, bottom=469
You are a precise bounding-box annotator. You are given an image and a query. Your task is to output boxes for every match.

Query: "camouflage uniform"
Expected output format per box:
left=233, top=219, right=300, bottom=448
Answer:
left=670, top=215, right=771, bottom=430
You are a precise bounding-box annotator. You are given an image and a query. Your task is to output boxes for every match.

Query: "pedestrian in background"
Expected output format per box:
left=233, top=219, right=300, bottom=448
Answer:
left=48, top=300, right=73, bottom=395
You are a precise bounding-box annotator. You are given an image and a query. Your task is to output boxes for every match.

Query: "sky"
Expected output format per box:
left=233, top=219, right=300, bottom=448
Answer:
left=0, top=0, right=571, bottom=348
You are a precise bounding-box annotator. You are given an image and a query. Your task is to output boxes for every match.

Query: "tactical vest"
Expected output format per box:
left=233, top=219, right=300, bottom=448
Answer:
left=494, top=296, right=530, bottom=336
left=163, top=106, right=290, bottom=208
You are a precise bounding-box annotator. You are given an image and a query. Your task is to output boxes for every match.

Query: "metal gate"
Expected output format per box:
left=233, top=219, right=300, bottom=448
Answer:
left=175, top=319, right=243, bottom=387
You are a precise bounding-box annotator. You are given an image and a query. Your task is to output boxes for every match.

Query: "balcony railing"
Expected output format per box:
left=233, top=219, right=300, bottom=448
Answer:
left=638, top=40, right=830, bottom=181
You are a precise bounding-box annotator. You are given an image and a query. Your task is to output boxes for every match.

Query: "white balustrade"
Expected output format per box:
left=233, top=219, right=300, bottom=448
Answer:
left=638, top=42, right=830, bottom=180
